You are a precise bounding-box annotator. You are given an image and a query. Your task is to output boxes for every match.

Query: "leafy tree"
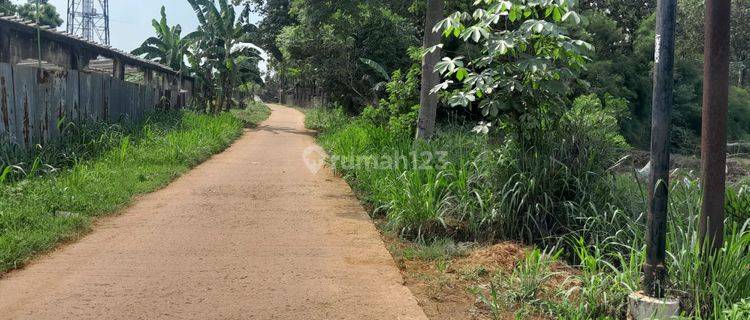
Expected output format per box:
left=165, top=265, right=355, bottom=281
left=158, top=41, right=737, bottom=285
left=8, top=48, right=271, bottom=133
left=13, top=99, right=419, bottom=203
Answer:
left=239, top=0, right=296, bottom=62
left=131, top=6, right=199, bottom=72
left=433, top=0, right=591, bottom=140
left=578, top=0, right=655, bottom=41
left=0, top=0, right=14, bottom=16
left=575, top=11, right=635, bottom=106
left=16, top=2, right=63, bottom=28
left=276, top=1, right=418, bottom=108
left=188, top=0, right=263, bottom=112
left=675, top=0, right=750, bottom=83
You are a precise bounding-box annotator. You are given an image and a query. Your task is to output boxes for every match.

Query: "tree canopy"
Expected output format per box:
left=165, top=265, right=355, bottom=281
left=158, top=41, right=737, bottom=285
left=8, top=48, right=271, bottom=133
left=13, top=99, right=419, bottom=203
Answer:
left=4, top=1, right=64, bottom=28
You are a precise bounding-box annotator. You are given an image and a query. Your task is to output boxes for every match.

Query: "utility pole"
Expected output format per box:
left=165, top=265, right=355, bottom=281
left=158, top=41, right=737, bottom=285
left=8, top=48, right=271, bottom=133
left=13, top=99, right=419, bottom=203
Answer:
left=643, top=0, right=677, bottom=299
left=700, top=0, right=731, bottom=251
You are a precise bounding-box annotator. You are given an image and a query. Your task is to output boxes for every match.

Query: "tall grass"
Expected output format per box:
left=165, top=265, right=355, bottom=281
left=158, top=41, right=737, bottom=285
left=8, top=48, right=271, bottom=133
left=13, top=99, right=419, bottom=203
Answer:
left=0, top=110, right=244, bottom=273
left=306, top=103, right=750, bottom=318
left=229, top=101, right=272, bottom=127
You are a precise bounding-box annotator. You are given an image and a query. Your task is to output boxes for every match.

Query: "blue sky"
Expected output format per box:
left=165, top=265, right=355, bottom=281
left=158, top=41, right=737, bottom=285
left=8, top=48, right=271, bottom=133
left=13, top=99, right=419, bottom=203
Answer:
left=15, top=1, right=261, bottom=51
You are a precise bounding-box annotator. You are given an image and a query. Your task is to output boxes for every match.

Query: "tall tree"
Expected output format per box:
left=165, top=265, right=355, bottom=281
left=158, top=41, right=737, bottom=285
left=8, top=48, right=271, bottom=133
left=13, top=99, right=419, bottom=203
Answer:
left=579, top=0, right=655, bottom=41
left=275, top=1, right=417, bottom=108
left=131, top=6, right=199, bottom=72
left=415, top=0, right=444, bottom=140
left=16, top=2, right=63, bottom=28
left=188, top=0, right=263, bottom=112
left=240, top=0, right=295, bottom=62
left=0, top=0, right=14, bottom=16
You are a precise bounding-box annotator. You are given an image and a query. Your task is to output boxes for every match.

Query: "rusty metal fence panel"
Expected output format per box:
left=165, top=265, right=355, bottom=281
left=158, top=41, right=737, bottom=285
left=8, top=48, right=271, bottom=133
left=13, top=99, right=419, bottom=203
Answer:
left=0, top=63, right=14, bottom=144
left=0, top=62, right=172, bottom=149
left=13, top=66, right=36, bottom=146
left=64, top=70, right=80, bottom=125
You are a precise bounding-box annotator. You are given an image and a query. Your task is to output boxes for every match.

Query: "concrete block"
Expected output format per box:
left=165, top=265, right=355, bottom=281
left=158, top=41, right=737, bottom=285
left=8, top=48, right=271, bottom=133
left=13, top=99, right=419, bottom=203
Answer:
left=628, top=291, right=680, bottom=320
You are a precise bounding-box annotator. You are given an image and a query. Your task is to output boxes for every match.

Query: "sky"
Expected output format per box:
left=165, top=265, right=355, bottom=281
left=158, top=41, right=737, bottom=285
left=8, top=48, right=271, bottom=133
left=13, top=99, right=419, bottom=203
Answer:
left=13, top=1, right=267, bottom=69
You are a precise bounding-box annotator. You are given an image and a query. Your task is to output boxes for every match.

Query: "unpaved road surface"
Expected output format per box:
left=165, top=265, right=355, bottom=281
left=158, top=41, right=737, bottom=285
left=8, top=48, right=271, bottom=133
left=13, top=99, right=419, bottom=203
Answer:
left=0, top=105, right=427, bottom=320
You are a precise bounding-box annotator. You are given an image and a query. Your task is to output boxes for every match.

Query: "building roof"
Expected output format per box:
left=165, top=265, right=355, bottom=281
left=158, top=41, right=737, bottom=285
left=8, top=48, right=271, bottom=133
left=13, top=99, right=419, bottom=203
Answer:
left=0, top=15, right=187, bottom=78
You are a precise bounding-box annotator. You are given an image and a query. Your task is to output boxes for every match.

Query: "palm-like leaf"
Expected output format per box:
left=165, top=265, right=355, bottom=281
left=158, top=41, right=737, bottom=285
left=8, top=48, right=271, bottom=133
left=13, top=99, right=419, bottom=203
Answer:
left=180, top=0, right=265, bottom=112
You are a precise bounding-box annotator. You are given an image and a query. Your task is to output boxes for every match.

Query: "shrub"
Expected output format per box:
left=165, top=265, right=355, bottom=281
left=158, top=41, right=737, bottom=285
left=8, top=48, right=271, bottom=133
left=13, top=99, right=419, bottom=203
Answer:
left=360, top=65, right=421, bottom=136
left=310, top=90, right=630, bottom=243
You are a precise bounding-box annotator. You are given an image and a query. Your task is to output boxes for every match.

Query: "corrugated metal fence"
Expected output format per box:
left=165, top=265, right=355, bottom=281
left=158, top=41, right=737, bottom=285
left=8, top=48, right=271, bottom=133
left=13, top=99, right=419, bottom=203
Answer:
left=0, top=63, right=177, bottom=148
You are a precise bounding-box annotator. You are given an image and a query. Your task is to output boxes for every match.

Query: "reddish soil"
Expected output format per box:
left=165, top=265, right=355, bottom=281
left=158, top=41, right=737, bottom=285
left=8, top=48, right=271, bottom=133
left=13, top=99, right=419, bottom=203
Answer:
left=0, top=105, right=427, bottom=320
left=381, top=230, right=575, bottom=320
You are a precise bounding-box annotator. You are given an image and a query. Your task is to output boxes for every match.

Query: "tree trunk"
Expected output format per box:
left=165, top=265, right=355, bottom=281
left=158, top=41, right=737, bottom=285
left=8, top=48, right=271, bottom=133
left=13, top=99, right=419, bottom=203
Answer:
left=415, top=0, right=444, bottom=140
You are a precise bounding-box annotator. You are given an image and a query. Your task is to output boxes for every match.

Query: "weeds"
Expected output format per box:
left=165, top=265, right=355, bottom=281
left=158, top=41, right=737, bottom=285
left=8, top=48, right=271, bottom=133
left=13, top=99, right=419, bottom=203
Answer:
left=307, top=104, right=750, bottom=318
left=473, top=248, right=560, bottom=319
left=229, top=101, right=272, bottom=127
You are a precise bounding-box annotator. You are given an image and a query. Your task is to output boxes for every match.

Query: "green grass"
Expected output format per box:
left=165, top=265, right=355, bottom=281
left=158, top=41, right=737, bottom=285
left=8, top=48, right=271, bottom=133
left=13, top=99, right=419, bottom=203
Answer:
left=230, top=101, right=272, bottom=127
left=306, top=104, right=750, bottom=319
left=0, top=111, right=244, bottom=274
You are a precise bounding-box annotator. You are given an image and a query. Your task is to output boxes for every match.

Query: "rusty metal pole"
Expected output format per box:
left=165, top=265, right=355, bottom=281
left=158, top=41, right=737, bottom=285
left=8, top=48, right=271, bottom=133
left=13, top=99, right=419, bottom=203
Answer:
left=643, top=0, right=677, bottom=298
left=700, top=0, right=731, bottom=251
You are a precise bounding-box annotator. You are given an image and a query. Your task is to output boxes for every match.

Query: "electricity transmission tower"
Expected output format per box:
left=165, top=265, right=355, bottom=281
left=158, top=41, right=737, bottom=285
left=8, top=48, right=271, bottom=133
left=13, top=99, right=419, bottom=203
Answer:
left=66, top=0, right=110, bottom=45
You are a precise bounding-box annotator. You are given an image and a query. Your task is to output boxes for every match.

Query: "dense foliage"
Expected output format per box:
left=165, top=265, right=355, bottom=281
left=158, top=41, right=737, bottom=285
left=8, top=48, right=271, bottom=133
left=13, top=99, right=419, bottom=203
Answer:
left=130, top=0, right=264, bottom=114
left=132, top=6, right=200, bottom=72
left=432, top=0, right=591, bottom=141
left=275, top=1, right=419, bottom=107
left=0, top=1, right=63, bottom=28
left=252, top=0, right=750, bottom=151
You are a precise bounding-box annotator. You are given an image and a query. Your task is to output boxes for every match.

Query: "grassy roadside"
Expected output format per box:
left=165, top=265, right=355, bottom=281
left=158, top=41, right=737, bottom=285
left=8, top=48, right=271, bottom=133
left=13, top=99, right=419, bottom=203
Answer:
left=303, top=105, right=750, bottom=320
left=230, top=101, right=272, bottom=127
left=0, top=107, right=269, bottom=275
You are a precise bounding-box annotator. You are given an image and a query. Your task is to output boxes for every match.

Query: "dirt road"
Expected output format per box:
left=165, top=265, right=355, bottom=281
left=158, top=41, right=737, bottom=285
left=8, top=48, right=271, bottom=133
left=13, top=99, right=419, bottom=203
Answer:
left=0, top=105, right=427, bottom=320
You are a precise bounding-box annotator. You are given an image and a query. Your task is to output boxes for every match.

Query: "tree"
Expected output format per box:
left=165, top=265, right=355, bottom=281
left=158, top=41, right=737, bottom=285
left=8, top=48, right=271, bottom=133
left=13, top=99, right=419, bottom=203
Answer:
left=415, top=0, right=444, bottom=140
left=131, top=6, right=199, bottom=72
left=578, top=0, right=655, bottom=42
left=433, top=0, right=590, bottom=141
left=188, top=0, right=263, bottom=112
left=240, top=0, right=295, bottom=62
left=16, top=3, right=63, bottom=28
left=275, top=1, right=418, bottom=108
left=0, top=0, right=14, bottom=16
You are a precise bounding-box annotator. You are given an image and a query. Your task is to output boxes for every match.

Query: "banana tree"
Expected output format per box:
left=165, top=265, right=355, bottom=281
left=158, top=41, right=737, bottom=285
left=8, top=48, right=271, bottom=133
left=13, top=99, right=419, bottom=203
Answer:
left=131, top=6, right=200, bottom=74
left=187, top=0, right=263, bottom=113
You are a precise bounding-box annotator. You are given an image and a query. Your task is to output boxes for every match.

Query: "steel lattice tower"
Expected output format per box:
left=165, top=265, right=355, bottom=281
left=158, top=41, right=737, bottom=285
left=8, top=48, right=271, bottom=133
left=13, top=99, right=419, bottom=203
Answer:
left=66, top=0, right=110, bottom=45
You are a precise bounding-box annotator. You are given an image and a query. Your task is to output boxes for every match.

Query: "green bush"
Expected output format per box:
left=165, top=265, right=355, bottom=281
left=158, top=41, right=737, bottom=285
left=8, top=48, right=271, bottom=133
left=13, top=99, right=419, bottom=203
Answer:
left=310, top=90, right=630, bottom=242
left=481, top=94, right=629, bottom=243
left=360, top=65, right=421, bottom=136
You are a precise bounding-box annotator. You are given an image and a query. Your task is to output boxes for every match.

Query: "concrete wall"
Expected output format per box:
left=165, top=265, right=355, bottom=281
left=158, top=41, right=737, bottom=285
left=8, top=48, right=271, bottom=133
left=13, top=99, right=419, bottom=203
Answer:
left=0, top=63, right=177, bottom=148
